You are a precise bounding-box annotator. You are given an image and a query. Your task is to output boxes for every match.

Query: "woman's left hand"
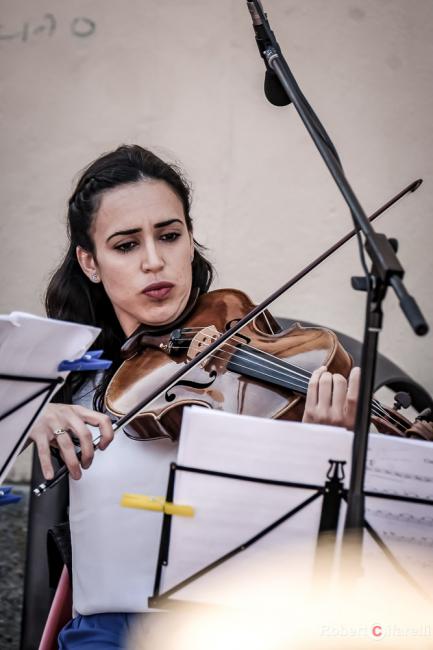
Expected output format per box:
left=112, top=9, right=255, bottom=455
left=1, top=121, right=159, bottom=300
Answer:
left=302, top=365, right=361, bottom=430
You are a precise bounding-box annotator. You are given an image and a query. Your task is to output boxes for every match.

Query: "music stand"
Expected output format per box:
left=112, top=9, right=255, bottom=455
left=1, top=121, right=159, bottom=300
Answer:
left=0, top=371, right=64, bottom=484
left=148, top=409, right=433, bottom=610
left=0, top=312, right=100, bottom=484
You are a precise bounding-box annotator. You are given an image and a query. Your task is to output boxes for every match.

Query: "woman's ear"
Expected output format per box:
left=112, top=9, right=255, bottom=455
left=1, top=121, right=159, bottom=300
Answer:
left=76, top=246, right=100, bottom=283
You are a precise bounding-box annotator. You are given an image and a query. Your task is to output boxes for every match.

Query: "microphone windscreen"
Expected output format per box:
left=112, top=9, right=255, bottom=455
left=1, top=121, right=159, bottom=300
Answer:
left=264, top=70, right=291, bottom=106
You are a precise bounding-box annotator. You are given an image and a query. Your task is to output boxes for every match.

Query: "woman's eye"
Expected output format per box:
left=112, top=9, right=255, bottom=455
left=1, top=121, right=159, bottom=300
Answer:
left=161, top=232, right=180, bottom=242
left=114, top=241, right=137, bottom=253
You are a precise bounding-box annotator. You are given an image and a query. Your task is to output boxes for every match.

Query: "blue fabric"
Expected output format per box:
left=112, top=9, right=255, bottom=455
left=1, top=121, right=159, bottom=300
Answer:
left=58, top=613, right=137, bottom=649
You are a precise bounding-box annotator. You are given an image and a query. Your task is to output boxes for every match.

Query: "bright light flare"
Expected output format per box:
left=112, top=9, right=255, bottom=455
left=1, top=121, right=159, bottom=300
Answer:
left=127, top=541, right=433, bottom=650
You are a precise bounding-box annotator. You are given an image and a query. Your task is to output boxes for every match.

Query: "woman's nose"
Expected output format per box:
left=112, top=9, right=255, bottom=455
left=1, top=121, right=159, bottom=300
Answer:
left=141, top=242, right=164, bottom=273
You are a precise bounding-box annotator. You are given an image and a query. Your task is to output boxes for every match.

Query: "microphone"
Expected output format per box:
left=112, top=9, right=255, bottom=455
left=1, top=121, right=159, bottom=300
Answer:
left=246, top=0, right=291, bottom=106
left=264, top=70, right=291, bottom=106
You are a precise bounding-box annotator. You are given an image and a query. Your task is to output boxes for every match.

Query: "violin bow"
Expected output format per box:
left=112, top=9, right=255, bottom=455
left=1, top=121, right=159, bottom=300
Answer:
left=34, top=179, right=422, bottom=495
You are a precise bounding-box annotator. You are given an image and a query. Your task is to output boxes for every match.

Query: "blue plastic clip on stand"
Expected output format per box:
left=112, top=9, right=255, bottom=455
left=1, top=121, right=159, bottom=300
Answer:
left=0, top=486, right=22, bottom=506
left=58, top=350, right=112, bottom=372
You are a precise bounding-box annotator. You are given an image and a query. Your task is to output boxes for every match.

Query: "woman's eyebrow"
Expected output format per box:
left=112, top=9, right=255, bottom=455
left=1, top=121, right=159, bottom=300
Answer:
left=106, top=228, right=142, bottom=242
left=106, top=219, right=183, bottom=242
left=154, top=218, right=183, bottom=229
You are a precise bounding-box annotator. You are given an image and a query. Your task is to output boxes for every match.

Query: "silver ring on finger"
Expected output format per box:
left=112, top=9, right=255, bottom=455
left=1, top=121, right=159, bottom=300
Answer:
left=53, top=427, right=69, bottom=437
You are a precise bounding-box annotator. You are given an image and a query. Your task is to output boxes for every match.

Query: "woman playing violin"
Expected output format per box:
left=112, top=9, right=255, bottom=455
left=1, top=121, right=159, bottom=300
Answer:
left=28, top=144, right=362, bottom=648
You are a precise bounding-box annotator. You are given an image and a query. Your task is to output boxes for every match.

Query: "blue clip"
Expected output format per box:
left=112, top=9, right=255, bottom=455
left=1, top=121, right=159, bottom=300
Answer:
left=58, top=350, right=112, bottom=372
left=0, top=486, right=22, bottom=506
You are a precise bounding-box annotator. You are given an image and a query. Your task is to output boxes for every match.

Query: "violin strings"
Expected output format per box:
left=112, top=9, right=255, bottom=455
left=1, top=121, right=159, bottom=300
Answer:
left=169, top=341, right=405, bottom=430
left=188, top=330, right=408, bottom=432
left=178, top=329, right=408, bottom=429
left=175, top=333, right=407, bottom=432
left=179, top=327, right=407, bottom=428
left=172, top=338, right=311, bottom=387
left=170, top=331, right=407, bottom=433
left=180, top=326, right=312, bottom=379
left=172, top=340, right=310, bottom=391
left=176, top=329, right=312, bottom=381
left=370, top=398, right=406, bottom=433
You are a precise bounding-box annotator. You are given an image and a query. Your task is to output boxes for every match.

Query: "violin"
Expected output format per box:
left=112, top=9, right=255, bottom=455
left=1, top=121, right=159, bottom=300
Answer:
left=105, top=288, right=426, bottom=441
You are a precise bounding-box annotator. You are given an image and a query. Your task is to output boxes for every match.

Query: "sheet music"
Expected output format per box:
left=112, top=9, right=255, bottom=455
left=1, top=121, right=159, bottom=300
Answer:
left=157, top=407, right=433, bottom=607
left=362, top=434, right=433, bottom=596
left=159, top=408, right=352, bottom=606
left=0, top=312, right=100, bottom=482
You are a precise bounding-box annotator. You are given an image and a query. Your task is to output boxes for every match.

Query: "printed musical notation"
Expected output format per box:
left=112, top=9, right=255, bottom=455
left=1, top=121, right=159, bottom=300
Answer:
left=366, top=507, right=433, bottom=527
left=367, top=457, right=433, bottom=485
left=0, top=14, right=96, bottom=44
left=365, top=453, right=433, bottom=502
left=381, top=530, right=433, bottom=549
left=369, top=486, right=433, bottom=500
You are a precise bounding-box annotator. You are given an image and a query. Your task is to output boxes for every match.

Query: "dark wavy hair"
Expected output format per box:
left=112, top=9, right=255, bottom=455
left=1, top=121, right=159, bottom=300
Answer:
left=46, top=144, right=214, bottom=406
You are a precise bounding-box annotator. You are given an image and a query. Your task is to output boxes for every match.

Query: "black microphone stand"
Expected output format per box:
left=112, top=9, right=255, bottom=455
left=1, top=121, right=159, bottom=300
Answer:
left=245, top=0, right=429, bottom=555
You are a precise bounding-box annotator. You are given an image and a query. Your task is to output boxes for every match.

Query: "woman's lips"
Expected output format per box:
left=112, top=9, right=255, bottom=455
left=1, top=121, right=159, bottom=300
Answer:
left=142, top=282, right=174, bottom=300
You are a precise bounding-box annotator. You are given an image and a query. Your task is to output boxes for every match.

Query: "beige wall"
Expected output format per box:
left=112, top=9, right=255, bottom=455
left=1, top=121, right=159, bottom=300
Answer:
left=1, top=0, right=432, bottom=408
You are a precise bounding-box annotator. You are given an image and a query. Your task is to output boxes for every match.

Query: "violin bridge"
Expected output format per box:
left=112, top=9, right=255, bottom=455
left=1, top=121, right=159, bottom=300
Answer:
left=187, top=325, right=219, bottom=365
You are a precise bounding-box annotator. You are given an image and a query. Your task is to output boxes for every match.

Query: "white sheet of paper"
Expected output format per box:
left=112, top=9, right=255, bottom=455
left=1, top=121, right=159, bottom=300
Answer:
left=157, top=407, right=433, bottom=607
left=361, top=434, right=433, bottom=598
left=0, top=312, right=100, bottom=482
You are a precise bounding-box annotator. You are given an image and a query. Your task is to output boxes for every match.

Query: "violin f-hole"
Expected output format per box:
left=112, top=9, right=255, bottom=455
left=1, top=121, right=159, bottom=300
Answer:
left=165, top=371, right=218, bottom=403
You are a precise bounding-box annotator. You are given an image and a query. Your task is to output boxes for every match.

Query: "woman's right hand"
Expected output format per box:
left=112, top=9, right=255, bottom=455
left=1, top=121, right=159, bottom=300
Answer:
left=28, top=403, right=114, bottom=481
